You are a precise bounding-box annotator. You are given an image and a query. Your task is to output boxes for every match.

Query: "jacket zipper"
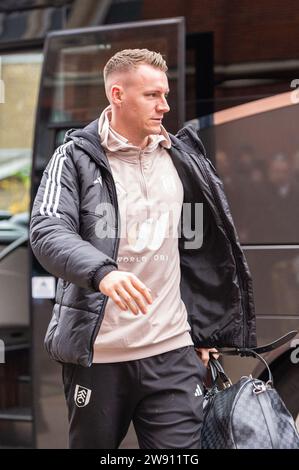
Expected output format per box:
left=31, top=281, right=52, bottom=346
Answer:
left=87, top=170, right=120, bottom=366
left=138, top=150, right=148, bottom=199
left=188, top=152, right=247, bottom=347
left=73, top=139, right=121, bottom=366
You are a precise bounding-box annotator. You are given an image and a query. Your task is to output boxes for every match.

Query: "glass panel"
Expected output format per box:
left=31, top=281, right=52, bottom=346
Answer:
left=244, top=248, right=299, bottom=317
left=55, top=129, right=68, bottom=147
left=199, top=93, right=299, bottom=244
left=42, top=19, right=184, bottom=135
left=0, top=53, right=43, bottom=234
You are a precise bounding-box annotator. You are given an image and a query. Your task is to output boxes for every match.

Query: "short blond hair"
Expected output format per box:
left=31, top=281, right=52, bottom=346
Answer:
left=103, top=48, right=168, bottom=83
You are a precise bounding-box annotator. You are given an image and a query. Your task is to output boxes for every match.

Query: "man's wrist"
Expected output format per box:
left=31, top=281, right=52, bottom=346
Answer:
left=92, top=265, right=118, bottom=291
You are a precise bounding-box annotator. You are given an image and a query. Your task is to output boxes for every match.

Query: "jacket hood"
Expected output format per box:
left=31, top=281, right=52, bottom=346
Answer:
left=64, top=119, right=111, bottom=170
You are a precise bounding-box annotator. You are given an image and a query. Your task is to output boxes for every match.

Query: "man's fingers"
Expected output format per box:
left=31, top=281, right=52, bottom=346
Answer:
left=101, top=272, right=154, bottom=315
left=111, top=291, right=128, bottom=312
left=120, top=283, right=148, bottom=315
left=130, top=276, right=153, bottom=305
left=196, top=348, right=219, bottom=367
left=115, top=286, right=140, bottom=315
left=209, top=348, right=220, bottom=360
left=201, top=350, right=210, bottom=367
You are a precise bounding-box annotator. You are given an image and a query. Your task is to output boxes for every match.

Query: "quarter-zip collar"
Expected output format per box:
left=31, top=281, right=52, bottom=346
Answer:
left=98, top=105, right=171, bottom=164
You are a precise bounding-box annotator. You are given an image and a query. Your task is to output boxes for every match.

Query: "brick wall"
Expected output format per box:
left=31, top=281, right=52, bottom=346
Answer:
left=142, top=0, right=299, bottom=63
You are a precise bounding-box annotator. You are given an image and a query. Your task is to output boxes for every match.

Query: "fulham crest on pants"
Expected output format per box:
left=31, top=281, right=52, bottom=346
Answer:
left=74, top=385, right=91, bottom=407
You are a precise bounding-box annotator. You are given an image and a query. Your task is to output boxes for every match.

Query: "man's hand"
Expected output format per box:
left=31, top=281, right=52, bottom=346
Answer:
left=195, top=348, right=219, bottom=368
left=99, top=271, right=153, bottom=315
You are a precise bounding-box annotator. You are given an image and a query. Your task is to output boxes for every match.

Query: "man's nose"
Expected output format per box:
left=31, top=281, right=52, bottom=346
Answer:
left=157, top=98, right=170, bottom=114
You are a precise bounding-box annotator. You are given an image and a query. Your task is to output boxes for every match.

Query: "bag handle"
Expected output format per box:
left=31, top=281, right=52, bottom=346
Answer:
left=208, top=357, right=232, bottom=387
left=208, top=351, right=273, bottom=389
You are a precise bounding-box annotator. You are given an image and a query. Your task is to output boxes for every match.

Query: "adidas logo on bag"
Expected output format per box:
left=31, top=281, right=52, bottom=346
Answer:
left=194, top=384, right=203, bottom=397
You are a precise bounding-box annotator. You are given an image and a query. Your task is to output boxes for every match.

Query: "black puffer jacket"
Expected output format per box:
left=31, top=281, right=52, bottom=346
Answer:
left=29, top=120, right=256, bottom=367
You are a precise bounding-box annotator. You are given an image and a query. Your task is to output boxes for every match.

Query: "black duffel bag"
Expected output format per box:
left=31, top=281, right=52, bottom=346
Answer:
left=201, top=331, right=299, bottom=449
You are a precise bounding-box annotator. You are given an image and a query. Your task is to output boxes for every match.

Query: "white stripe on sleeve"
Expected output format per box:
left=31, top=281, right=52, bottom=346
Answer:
left=39, top=141, right=72, bottom=218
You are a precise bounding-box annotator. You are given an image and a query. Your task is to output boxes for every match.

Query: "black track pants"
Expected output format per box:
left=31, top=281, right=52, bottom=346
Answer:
left=62, top=345, right=206, bottom=449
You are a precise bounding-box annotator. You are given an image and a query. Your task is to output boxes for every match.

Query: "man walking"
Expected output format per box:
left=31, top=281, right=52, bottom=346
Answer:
left=30, top=49, right=256, bottom=448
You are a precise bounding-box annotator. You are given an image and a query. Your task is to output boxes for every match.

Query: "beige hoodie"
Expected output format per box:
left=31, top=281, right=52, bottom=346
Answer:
left=93, top=106, right=193, bottom=362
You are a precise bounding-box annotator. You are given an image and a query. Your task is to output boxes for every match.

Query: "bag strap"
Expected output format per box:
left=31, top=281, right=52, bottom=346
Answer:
left=208, top=330, right=297, bottom=386
left=216, top=330, right=297, bottom=357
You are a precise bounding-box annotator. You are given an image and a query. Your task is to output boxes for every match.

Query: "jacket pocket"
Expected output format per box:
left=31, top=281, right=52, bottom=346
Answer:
left=50, top=306, right=99, bottom=366
left=44, top=304, right=62, bottom=362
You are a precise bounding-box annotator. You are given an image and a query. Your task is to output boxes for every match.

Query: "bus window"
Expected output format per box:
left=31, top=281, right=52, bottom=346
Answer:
left=47, top=32, right=183, bottom=132
left=0, top=52, right=42, bottom=449
left=195, top=92, right=299, bottom=245
left=34, top=18, right=185, bottom=173
left=0, top=53, right=42, bottom=330
left=0, top=53, right=43, bottom=227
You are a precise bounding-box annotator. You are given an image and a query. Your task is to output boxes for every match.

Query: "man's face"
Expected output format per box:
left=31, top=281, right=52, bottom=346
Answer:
left=112, top=64, right=170, bottom=140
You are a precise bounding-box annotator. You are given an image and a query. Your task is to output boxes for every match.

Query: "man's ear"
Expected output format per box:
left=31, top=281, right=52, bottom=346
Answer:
left=111, top=85, right=123, bottom=107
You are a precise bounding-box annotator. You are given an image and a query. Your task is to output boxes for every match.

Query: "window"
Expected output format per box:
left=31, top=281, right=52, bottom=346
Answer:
left=0, top=53, right=43, bottom=222
left=195, top=92, right=299, bottom=245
